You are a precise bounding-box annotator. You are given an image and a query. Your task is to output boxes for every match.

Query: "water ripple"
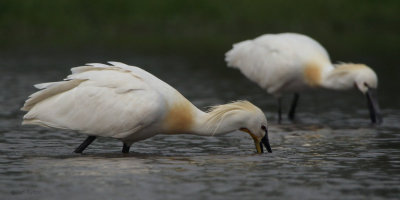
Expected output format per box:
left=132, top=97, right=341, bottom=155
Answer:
left=1, top=60, right=400, bottom=200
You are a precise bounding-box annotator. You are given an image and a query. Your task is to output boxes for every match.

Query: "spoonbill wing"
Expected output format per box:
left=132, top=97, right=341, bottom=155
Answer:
left=22, top=63, right=166, bottom=139
left=225, top=33, right=331, bottom=94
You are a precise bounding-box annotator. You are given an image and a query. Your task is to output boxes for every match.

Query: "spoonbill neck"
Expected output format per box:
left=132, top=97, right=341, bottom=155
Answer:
left=320, top=63, right=371, bottom=91
left=303, top=58, right=334, bottom=88
left=190, top=101, right=260, bottom=136
left=161, top=99, right=237, bottom=136
left=190, top=111, right=239, bottom=136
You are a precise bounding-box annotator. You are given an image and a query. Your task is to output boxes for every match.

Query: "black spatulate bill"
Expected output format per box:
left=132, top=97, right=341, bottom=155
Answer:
left=260, top=129, right=272, bottom=153
left=366, top=88, right=382, bottom=124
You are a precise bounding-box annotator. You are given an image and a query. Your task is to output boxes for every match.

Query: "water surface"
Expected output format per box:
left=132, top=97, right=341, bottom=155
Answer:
left=1, top=56, right=399, bottom=200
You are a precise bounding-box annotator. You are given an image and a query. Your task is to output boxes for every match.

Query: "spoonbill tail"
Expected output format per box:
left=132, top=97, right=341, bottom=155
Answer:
left=21, top=62, right=272, bottom=154
left=225, top=33, right=382, bottom=124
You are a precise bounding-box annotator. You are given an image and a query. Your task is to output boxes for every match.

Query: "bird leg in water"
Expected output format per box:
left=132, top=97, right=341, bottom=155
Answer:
left=122, top=143, right=131, bottom=153
left=288, top=93, right=299, bottom=120
left=74, top=136, right=96, bottom=153
left=277, top=97, right=282, bottom=124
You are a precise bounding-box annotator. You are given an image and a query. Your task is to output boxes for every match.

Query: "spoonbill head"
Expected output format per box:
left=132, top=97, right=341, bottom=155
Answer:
left=322, top=63, right=381, bottom=123
left=225, top=32, right=382, bottom=124
left=322, top=63, right=377, bottom=92
left=204, top=101, right=271, bottom=153
left=21, top=62, right=272, bottom=154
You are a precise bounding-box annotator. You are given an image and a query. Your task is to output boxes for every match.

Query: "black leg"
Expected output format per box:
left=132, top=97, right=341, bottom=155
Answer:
left=278, top=97, right=282, bottom=124
left=288, top=93, right=300, bottom=121
left=74, top=136, right=96, bottom=153
left=122, top=143, right=130, bottom=153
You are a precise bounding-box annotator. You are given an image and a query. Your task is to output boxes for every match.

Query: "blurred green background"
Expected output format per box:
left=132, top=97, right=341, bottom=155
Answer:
left=1, top=0, right=399, bottom=62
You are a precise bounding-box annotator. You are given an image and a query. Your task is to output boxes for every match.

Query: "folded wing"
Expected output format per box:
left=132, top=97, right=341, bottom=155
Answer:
left=22, top=62, right=165, bottom=139
left=225, top=33, right=331, bottom=94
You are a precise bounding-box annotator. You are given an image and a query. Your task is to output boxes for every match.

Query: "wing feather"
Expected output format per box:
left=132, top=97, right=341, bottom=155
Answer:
left=22, top=79, right=87, bottom=111
left=22, top=62, right=166, bottom=139
left=225, top=33, right=331, bottom=95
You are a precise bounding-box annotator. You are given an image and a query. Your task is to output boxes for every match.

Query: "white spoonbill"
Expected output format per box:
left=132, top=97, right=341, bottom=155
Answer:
left=21, top=62, right=271, bottom=154
left=225, top=33, right=382, bottom=124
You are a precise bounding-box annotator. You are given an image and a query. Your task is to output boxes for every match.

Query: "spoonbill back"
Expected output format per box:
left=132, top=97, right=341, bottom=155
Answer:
left=21, top=62, right=272, bottom=154
left=225, top=33, right=382, bottom=124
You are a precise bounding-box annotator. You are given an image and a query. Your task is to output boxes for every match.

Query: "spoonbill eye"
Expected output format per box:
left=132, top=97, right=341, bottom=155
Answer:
left=261, top=125, right=266, bottom=130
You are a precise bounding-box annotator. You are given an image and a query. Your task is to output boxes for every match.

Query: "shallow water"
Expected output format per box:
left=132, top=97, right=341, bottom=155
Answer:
left=1, top=56, right=399, bottom=200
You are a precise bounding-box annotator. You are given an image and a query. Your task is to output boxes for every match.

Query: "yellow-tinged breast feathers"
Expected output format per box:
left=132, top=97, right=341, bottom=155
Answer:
left=163, top=99, right=195, bottom=134
left=304, top=61, right=322, bottom=87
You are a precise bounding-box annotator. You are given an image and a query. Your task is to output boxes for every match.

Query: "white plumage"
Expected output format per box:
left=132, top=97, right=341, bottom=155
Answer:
left=226, top=33, right=382, bottom=123
left=23, top=62, right=166, bottom=141
left=22, top=62, right=272, bottom=153
left=226, top=33, right=331, bottom=95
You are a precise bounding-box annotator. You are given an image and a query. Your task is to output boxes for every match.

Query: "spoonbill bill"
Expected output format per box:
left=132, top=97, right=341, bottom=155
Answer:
left=21, top=62, right=271, bottom=154
left=225, top=33, right=382, bottom=124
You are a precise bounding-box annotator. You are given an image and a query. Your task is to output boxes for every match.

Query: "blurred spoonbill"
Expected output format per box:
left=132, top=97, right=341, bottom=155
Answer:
left=225, top=33, right=382, bottom=124
left=21, top=62, right=271, bottom=154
